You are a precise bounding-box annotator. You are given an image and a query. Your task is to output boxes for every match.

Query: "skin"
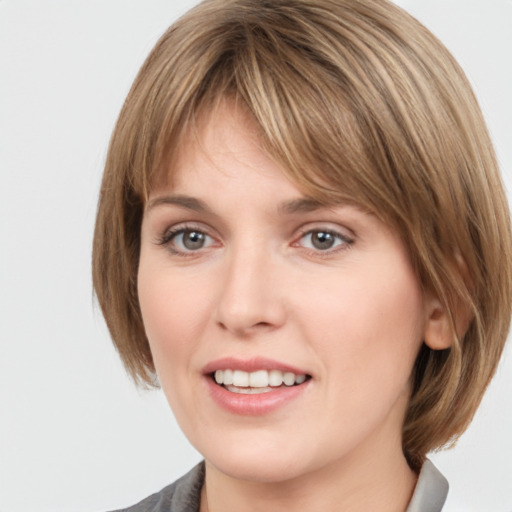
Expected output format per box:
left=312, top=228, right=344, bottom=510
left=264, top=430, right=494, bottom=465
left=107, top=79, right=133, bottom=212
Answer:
left=137, top=102, right=446, bottom=511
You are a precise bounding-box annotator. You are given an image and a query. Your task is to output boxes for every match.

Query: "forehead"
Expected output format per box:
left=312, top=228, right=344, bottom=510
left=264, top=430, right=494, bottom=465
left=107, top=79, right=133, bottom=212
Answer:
left=147, top=101, right=378, bottom=227
left=148, top=96, right=393, bottom=233
left=151, top=101, right=296, bottom=197
left=176, top=104, right=274, bottom=183
left=152, top=100, right=356, bottom=207
left=149, top=103, right=317, bottom=219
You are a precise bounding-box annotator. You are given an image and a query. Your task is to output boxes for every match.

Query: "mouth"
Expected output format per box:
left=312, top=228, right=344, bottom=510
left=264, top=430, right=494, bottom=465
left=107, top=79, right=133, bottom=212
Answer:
left=202, top=357, right=312, bottom=414
left=210, top=369, right=311, bottom=394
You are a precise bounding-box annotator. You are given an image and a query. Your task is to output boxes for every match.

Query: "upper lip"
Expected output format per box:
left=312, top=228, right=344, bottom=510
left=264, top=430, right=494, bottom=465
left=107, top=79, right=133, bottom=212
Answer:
left=202, top=357, right=310, bottom=376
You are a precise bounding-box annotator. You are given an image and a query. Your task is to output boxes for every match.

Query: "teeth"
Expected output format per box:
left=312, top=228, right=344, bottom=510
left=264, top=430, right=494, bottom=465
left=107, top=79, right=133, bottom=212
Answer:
left=295, top=374, right=306, bottom=384
left=249, top=370, right=268, bottom=388
left=269, top=369, right=283, bottom=387
left=283, top=372, right=295, bottom=386
left=213, top=369, right=308, bottom=388
left=233, top=370, right=249, bottom=387
left=223, top=369, right=233, bottom=385
left=225, top=385, right=273, bottom=394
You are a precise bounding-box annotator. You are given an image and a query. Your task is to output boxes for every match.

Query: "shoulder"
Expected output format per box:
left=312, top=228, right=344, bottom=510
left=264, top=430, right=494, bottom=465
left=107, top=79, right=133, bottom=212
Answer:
left=107, top=462, right=205, bottom=512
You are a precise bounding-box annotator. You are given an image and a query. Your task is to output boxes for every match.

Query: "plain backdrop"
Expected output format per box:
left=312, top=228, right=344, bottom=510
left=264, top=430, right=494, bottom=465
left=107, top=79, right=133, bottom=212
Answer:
left=0, top=1, right=511, bottom=511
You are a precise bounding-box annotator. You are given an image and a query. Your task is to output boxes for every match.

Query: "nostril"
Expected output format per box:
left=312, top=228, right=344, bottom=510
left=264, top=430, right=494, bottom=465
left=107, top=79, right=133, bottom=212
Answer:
left=216, top=319, right=275, bottom=337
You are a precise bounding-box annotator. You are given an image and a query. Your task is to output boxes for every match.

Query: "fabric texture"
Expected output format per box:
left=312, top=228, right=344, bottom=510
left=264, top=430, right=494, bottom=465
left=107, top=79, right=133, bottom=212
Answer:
left=109, top=464, right=204, bottom=512
left=109, top=458, right=448, bottom=512
left=406, top=459, right=449, bottom=512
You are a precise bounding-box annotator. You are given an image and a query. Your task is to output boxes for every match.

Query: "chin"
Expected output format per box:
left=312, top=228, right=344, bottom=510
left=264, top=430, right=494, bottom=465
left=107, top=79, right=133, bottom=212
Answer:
left=208, top=451, right=310, bottom=484
left=191, top=428, right=314, bottom=483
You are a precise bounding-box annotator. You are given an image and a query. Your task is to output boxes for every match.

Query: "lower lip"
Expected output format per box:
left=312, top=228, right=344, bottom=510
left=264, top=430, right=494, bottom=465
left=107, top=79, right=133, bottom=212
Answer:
left=204, top=376, right=310, bottom=416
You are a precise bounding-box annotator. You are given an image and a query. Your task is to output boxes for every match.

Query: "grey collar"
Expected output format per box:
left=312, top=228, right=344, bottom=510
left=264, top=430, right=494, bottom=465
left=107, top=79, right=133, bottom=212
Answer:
left=406, top=459, right=449, bottom=512
left=110, top=458, right=448, bottom=511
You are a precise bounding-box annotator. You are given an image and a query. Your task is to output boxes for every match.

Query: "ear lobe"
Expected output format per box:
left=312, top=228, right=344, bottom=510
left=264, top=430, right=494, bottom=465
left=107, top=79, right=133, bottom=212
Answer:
left=424, top=297, right=454, bottom=350
left=424, top=253, right=474, bottom=350
left=423, top=293, right=473, bottom=350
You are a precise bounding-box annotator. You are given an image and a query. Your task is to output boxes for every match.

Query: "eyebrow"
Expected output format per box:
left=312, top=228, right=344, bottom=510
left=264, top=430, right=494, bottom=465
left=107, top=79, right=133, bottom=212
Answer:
left=147, top=195, right=213, bottom=214
left=147, top=194, right=339, bottom=216
left=277, top=197, right=326, bottom=214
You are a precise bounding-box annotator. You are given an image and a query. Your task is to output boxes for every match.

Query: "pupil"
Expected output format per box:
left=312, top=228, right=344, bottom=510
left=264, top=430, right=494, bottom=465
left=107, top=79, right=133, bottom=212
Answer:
left=312, top=231, right=334, bottom=250
left=183, top=231, right=205, bottom=250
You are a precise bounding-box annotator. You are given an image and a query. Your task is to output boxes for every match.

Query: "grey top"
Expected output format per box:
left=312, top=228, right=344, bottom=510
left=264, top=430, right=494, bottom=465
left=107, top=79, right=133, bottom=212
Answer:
left=110, top=459, right=448, bottom=512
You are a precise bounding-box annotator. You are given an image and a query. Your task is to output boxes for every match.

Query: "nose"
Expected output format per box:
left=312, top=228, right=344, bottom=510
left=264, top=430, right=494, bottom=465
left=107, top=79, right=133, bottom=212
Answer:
left=215, top=243, right=286, bottom=337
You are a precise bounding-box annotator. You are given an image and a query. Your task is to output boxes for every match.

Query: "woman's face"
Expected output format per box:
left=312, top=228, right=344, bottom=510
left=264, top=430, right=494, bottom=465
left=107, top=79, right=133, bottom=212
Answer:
left=138, top=104, right=428, bottom=483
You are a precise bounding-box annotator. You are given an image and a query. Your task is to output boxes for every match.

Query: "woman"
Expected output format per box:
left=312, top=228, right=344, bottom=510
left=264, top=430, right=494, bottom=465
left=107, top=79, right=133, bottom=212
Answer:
left=92, top=0, right=512, bottom=510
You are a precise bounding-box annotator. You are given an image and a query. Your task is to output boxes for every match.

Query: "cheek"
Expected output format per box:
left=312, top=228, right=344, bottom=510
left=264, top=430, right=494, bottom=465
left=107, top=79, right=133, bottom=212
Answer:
left=300, top=261, right=425, bottom=405
left=137, top=265, right=209, bottom=429
left=137, top=257, right=211, bottom=381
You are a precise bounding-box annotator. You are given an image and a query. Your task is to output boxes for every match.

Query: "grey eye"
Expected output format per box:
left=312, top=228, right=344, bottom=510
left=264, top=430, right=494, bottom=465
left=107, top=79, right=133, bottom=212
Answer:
left=182, top=231, right=206, bottom=250
left=299, top=230, right=348, bottom=251
left=310, top=231, right=336, bottom=250
left=172, top=230, right=213, bottom=251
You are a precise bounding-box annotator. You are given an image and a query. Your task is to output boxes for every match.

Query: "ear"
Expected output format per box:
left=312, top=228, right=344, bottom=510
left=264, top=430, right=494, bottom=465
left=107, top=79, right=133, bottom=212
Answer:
left=423, top=295, right=453, bottom=350
left=423, top=292, right=473, bottom=350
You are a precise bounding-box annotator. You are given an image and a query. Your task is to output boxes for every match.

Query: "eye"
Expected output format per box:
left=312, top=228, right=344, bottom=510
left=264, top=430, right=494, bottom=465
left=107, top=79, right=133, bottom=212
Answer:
left=160, top=227, right=216, bottom=253
left=298, top=229, right=352, bottom=252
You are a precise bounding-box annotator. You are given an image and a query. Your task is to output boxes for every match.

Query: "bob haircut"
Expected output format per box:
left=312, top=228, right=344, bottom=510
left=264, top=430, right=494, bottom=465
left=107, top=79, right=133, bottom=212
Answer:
left=93, top=0, right=512, bottom=468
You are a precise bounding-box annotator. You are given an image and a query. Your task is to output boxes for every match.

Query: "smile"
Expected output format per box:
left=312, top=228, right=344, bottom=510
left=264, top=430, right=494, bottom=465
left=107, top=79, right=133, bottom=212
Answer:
left=213, top=369, right=308, bottom=394
left=203, top=358, right=312, bottom=414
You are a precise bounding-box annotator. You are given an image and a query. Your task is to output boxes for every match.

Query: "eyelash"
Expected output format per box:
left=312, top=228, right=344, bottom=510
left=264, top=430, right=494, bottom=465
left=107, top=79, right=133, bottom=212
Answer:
left=156, top=224, right=354, bottom=257
left=156, top=224, right=216, bottom=256
left=294, top=228, right=354, bottom=256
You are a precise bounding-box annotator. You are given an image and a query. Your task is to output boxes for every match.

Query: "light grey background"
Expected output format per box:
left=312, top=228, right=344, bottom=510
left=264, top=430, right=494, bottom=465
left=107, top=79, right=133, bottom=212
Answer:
left=0, top=1, right=511, bottom=511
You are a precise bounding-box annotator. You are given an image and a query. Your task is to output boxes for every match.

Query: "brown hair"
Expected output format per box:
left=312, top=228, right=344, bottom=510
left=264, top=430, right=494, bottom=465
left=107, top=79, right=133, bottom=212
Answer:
left=93, top=0, right=512, bottom=467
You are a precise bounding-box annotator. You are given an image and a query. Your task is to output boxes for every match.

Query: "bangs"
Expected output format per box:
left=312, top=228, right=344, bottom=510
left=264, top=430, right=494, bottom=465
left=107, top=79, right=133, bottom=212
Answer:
left=128, top=0, right=434, bottom=229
